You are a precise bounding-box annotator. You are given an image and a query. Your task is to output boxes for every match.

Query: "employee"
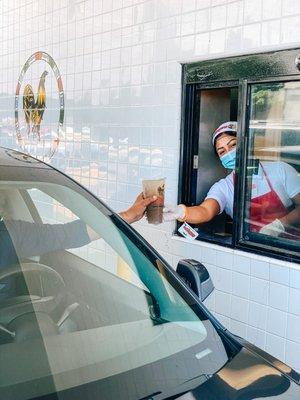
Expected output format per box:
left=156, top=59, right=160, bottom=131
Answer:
left=163, top=121, right=300, bottom=238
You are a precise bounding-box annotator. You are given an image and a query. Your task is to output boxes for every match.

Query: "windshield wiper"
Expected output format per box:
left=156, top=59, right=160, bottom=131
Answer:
left=138, top=391, right=162, bottom=400
left=0, top=323, right=15, bottom=338
left=148, top=294, right=169, bottom=325
left=148, top=292, right=160, bottom=319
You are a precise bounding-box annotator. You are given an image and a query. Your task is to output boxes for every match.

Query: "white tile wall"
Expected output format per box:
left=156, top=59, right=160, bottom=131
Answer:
left=262, top=0, right=282, bottom=20
left=266, top=333, right=285, bottom=361
left=215, top=290, right=231, bottom=316
left=261, top=20, right=281, bottom=47
left=250, top=276, right=269, bottom=305
left=250, top=257, right=270, bottom=280
left=287, top=314, right=300, bottom=343
left=286, top=340, right=300, bottom=371
left=227, top=1, right=243, bottom=27
left=269, top=282, right=289, bottom=312
left=231, top=295, right=249, bottom=323
left=267, top=308, right=287, bottom=338
left=244, top=0, right=262, bottom=24
left=232, top=271, right=250, bottom=299
left=248, top=301, right=267, bottom=331
left=233, top=252, right=251, bottom=274
left=0, top=0, right=299, bottom=370
left=247, top=325, right=266, bottom=349
left=270, top=261, right=290, bottom=286
left=289, top=288, right=300, bottom=316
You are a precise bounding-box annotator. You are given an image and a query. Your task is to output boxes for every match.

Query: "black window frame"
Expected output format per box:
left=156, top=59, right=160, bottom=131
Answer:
left=179, top=48, right=300, bottom=263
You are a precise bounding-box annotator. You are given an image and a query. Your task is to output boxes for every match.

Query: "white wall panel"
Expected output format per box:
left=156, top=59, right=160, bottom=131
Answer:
left=0, top=0, right=299, bottom=369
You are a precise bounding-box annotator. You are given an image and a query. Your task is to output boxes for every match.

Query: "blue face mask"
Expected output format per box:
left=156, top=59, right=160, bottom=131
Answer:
left=220, top=149, right=236, bottom=170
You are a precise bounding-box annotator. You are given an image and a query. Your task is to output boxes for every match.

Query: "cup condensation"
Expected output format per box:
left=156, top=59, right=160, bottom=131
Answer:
left=142, top=178, right=165, bottom=224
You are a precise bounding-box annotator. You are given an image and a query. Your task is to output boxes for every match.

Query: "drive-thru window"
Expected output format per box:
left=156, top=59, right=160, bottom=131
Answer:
left=180, top=48, right=300, bottom=262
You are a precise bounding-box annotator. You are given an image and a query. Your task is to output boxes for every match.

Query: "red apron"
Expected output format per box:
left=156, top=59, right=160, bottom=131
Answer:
left=250, top=163, right=289, bottom=233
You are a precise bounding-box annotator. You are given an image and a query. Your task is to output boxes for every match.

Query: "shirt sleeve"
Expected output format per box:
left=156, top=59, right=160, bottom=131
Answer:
left=205, top=179, right=228, bottom=214
left=4, top=219, right=91, bottom=259
left=280, top=162, right=300, bottom=199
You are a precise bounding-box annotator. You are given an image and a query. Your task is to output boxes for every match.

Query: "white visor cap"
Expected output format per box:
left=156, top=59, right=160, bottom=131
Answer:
left=212, top=121, right=237, bottom=147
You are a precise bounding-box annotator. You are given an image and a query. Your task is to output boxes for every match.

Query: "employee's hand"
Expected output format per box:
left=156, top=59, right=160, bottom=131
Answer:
left=163, top=204, right=185, bottom=222
left=120, top=193, right=157, bottom=224
left=259, top=219, right=285, bottom=237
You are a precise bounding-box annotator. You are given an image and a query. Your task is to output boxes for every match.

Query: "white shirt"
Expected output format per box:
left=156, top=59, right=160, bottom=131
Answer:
left=205, top=162, right=300, bottom=218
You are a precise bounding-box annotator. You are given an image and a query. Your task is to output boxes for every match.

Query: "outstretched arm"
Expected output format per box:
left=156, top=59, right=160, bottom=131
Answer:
left=86, top=193, right=157, bottom=240
left=3, top=193, right=158, bottom=258
left=119, top=193, right=157, bottom=224
left=5, top=219, right=91, bottom=259
left=163, top=198, right=220, bottom=224
left=181, top=198, right=220, bottom=224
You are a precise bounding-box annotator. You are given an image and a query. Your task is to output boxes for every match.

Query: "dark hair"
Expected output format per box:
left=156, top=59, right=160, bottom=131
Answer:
left=214, top=131, right=237, bottom=155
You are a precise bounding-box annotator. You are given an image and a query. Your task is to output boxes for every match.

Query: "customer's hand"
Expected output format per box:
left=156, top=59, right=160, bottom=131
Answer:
left=120, top=193, right=157, bottom=224
left=163, top=204, right=185, bottom=222
left=259, top=219, right=285, bottom=237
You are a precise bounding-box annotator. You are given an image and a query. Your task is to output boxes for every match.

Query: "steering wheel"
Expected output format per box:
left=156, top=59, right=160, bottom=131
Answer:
left=0, top=262, right=65, bottom=288
left=0, top=262, right=66, bottom=341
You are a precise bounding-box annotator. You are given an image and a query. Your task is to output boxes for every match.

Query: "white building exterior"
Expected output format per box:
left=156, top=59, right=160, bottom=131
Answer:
left=0, top=0, right=300, bottom=369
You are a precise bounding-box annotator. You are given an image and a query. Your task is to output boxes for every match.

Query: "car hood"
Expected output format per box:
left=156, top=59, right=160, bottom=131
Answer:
left=174, top=346, right=300, bottom=400
left=19, top=328, right=299, bottom=400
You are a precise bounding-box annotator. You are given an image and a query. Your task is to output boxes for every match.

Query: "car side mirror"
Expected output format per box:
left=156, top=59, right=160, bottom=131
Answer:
left=176, top=259, right=214, bottom=302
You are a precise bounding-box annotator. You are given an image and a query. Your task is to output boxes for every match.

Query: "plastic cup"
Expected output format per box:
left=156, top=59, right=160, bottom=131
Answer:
left=142, top=178, right=165, bottom=224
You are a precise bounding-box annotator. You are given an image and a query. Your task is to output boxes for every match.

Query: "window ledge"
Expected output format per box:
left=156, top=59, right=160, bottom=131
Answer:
left=171, top=234, right=300, bottom=271
left=171, top=234, right=234, bottom=253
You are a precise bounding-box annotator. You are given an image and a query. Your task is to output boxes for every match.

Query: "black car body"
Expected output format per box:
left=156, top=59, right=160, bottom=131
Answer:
left=0, top=147, right=299, bottom=400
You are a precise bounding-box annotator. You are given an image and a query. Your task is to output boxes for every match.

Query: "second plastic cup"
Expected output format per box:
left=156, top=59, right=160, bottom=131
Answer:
left=142, top=178, right=165, bottom=224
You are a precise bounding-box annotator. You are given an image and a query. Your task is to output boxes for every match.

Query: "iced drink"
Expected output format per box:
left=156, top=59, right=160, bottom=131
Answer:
left=142, top=178, right=165, bottom=224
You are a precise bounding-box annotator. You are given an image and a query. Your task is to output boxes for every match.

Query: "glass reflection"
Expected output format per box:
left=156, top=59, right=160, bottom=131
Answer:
left=246, top=82, right=300, bottom=242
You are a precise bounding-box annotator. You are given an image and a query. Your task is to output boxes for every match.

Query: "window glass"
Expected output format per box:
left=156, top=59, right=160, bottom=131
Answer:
left=244, top=81, right=300, bottom=245
left=28, top=188, right=140, bottom=285
left=0, top=180, right=227, bottom=399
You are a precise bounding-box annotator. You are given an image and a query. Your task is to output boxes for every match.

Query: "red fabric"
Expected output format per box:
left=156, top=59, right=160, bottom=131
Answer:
left=250, top=164, right=288, bottom=232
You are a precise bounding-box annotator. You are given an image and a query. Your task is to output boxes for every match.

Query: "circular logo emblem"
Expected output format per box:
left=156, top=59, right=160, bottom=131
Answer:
left=15, top=51, right=64, bottom=160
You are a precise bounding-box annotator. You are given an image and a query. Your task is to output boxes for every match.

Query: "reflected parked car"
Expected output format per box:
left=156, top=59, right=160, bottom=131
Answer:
left=0, top=147, right=299, bottom=400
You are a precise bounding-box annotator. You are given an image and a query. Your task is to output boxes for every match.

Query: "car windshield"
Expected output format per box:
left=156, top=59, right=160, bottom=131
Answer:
left=0, top=169, right=229, bottom=400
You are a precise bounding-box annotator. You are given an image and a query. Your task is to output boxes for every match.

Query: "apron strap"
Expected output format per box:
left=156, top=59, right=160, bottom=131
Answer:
left=259, top=162, right=274, bottom=192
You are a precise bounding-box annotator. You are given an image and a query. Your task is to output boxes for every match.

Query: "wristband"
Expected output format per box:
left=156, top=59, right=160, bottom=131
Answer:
left=177, top=204, right=187, bottom=222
